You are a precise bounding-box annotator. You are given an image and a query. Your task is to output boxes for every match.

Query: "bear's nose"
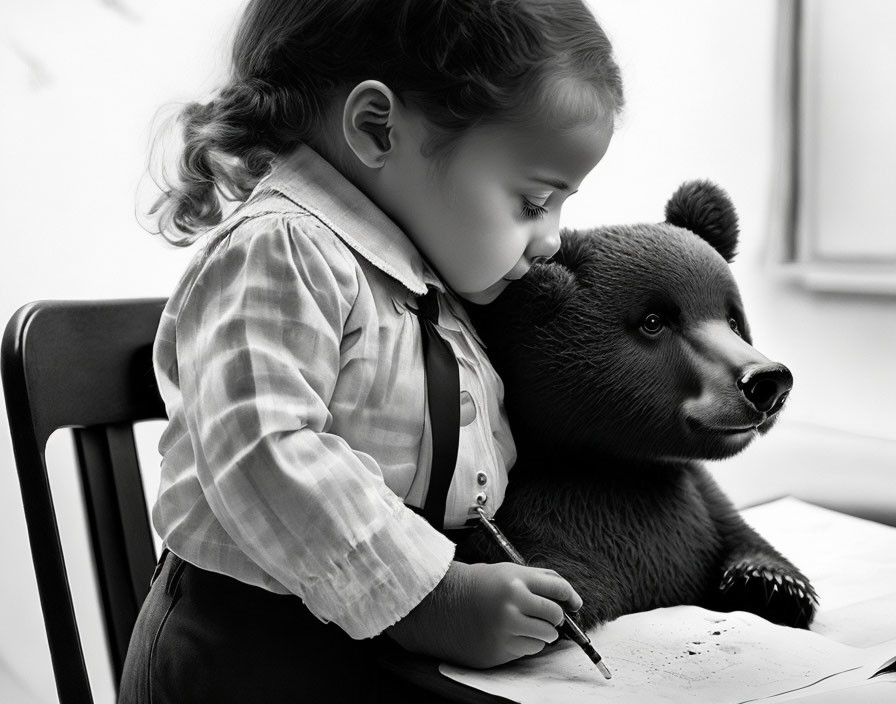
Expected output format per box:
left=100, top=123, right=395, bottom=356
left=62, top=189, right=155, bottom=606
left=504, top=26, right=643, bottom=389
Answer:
left=737, top=365, right=793, bottom=414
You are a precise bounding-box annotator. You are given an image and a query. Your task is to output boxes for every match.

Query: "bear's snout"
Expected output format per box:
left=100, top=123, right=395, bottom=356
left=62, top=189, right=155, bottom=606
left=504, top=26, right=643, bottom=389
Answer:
left=737, top=365, right=793, bottom=414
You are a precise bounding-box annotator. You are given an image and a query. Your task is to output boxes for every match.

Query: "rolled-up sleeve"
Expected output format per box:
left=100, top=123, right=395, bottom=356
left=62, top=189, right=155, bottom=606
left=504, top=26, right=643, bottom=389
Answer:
left=173, top=215, right=455, bottom=638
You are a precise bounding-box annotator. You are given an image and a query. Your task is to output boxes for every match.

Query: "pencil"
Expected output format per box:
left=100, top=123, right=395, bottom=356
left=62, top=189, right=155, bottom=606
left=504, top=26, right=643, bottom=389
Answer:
left=474, top=507, right=612, bottom=679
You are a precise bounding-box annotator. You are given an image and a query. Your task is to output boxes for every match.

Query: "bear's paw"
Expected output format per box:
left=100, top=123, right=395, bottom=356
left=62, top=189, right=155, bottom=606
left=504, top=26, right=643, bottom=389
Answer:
left=665, top=180, right=739, bottom=262
left=717, top=559, right=818, bottom=629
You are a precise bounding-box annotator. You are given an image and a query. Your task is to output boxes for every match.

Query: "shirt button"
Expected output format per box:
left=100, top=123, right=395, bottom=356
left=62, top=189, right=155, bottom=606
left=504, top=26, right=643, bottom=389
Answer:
left=475, top=492, right=488, bottom=506
left=476, top=472, right=488, bottom=486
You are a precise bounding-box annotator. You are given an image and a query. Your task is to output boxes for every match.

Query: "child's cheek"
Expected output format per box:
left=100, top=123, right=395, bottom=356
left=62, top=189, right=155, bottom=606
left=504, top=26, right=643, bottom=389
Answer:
left=450, top=208, right=524, bottom=288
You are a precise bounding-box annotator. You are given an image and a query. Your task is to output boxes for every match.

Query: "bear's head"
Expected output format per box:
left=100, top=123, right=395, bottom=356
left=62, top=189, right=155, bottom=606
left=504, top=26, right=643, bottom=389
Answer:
left=466, top=180, right=792, bottom=467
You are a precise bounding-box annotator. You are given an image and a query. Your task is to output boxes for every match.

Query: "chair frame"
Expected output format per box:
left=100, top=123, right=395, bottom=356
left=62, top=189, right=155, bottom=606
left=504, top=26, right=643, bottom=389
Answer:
left=2, top=298, right=167, bottom=704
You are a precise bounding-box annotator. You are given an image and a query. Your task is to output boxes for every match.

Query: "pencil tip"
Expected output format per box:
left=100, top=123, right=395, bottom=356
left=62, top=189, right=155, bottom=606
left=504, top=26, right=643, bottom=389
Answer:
left=597, top=660, right=612, bottom=679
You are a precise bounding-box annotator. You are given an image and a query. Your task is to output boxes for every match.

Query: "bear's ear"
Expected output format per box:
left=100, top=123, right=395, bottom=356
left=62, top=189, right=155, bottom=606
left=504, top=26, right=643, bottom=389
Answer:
left=664, top=180, right=739, bottom=262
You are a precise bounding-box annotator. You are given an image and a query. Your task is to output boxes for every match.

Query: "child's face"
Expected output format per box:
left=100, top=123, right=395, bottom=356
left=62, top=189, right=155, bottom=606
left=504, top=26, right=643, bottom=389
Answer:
left=384, top=109, right=613, bottom=304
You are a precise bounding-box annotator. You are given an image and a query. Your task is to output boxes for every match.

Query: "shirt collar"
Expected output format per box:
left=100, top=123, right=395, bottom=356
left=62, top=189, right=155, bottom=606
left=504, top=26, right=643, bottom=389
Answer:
left=251, top=145, right=440, bottom=296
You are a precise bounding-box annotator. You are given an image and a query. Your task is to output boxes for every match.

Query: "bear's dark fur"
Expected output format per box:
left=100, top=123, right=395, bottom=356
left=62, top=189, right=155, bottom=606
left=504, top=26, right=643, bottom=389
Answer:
left=458, top=181, right=818, bottom=630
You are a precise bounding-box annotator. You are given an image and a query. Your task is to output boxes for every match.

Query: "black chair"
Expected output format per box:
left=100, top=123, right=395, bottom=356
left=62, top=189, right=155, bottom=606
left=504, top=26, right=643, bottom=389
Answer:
left=2, top=298, right=167, bottom=703
left=2, top=297, right=506, bottom=704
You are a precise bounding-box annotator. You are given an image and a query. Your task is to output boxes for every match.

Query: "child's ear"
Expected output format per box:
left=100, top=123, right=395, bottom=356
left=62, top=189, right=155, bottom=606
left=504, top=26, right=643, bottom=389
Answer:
left=343, top=80, right=395, bottom=169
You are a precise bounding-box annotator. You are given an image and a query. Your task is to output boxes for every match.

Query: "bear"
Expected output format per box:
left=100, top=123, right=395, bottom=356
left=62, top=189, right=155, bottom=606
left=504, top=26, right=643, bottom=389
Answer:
left=456, top=180, right=818, bottom=631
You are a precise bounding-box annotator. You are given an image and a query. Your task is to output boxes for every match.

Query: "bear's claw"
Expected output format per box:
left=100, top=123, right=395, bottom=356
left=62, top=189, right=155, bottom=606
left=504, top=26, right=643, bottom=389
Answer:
left=720, top=560, right=818, bottom=601
left=717, top=560, right=817, bottom=628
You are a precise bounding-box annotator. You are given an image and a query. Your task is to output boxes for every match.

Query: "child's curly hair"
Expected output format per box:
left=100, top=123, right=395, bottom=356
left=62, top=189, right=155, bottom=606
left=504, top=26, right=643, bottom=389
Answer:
left=147, top=0, right=624, bottom=244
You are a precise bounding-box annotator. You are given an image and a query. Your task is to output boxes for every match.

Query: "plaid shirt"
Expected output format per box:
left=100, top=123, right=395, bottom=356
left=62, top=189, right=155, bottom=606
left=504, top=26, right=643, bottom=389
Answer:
left=152, top=146, right=515, bottom=639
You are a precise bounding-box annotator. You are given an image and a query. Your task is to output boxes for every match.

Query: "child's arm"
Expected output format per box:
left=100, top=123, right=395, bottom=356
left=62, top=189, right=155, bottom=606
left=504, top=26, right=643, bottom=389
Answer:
left=386, top=560, right=582, bottom=668
left=164, top=217, right=457, bottom=638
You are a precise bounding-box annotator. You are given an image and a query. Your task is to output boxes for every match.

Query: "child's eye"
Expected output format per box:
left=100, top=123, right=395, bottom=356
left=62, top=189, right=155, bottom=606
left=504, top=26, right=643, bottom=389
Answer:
left=520, top=197, right=548, bottom=220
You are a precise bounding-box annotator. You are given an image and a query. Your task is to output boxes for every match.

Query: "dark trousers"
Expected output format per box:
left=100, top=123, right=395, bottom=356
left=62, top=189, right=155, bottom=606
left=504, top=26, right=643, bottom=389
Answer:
left=118, top=549, right=390, bottom=704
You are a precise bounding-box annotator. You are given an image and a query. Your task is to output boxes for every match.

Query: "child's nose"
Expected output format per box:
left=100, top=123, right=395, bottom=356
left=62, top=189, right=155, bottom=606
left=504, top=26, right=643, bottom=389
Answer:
left=527, top=225, right=561, bottom=263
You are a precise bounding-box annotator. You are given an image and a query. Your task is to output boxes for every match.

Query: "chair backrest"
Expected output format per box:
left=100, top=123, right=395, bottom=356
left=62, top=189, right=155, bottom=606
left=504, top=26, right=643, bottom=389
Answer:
left=2, top=298, right=168, bottom=704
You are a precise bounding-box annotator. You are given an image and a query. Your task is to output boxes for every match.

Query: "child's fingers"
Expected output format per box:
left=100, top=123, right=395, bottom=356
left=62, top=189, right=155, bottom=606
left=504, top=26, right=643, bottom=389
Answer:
left=526, top=568, right=583, bottom=613
left=513, top=610, right=560, bottom=644
left=515, top=590, right=566, bottom=635
left=509, top=634, right=550, bottom=658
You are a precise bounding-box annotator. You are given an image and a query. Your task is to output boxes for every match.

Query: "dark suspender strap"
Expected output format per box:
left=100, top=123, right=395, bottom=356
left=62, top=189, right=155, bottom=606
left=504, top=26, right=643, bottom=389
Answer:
left=411, top=288, right=460, bottom=531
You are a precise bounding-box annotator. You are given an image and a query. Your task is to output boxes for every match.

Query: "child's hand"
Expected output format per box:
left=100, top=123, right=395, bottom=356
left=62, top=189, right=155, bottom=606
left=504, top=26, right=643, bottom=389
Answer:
left=385, top=561, right=582, bottom=668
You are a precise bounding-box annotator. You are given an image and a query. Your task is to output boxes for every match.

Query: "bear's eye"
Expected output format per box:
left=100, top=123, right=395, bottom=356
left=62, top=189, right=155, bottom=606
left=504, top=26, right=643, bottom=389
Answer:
left=729, top=317, right=742, bottom=337
left=641, top=313, right=664, bottom=335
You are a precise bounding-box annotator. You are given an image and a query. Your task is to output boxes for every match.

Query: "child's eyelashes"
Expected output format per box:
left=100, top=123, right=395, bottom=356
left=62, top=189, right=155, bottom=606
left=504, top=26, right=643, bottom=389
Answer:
left=520, top=197, right=548, bottom=220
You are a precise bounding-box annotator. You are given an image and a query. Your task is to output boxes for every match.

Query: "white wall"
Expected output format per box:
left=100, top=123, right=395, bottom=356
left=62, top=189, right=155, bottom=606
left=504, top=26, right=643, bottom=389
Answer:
left=0, top=3, right=245, bottom=701
left=0, top=1, right=892, bottom=702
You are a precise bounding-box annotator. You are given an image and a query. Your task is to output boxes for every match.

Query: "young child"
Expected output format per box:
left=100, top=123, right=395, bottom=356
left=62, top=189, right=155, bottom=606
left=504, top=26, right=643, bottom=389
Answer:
left=120, top=1, right=623, bottom=701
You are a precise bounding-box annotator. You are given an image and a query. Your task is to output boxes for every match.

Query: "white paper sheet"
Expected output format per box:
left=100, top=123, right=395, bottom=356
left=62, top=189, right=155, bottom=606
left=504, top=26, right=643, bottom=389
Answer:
left=440, top=606, right=867, bottom=704
left=758, top=641, right=896, bottom=702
